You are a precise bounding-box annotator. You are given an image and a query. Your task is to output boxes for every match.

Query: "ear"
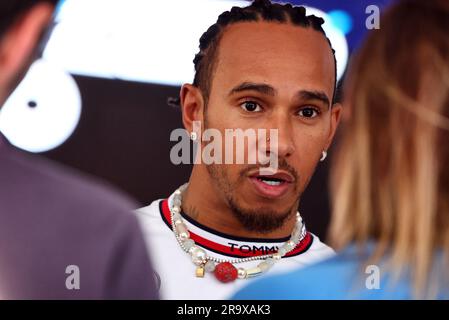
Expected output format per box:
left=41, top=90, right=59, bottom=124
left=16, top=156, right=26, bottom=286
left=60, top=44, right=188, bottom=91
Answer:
left=0, top=3, right=54, bottom=97
left=325, top=102, right=342, bottom=150
left=180, top=84, right=205, bottom=133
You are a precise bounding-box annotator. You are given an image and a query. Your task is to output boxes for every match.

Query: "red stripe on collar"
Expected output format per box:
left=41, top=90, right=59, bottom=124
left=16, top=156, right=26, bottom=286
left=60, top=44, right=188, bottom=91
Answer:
left=160, top=199, right=313, bottom=258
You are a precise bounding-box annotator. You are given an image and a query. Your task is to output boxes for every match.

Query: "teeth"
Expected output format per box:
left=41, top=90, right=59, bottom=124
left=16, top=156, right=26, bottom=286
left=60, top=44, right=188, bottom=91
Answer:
left=260, top=179, right=281, bottom=186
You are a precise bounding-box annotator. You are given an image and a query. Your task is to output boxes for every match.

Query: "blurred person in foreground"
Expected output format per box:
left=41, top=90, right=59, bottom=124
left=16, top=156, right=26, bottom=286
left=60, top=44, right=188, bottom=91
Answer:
left=0, top=0, right=158, bottom=299
left=233, top=0, right=449, bottom=299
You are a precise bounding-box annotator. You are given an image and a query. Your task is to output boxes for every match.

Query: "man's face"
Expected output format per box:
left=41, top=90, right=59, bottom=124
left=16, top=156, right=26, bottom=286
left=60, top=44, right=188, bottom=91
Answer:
left=201, top=22, right=338, bottom=232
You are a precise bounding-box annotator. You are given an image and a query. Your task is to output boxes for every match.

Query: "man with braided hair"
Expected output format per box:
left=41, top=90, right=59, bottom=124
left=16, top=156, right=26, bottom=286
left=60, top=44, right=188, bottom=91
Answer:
left=137, top=0, right=342, bottom=299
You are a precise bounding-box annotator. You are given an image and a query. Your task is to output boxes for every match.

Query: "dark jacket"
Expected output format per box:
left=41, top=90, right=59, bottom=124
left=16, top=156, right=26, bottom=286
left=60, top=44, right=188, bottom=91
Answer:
left=0, top=133, right=159, bottom=299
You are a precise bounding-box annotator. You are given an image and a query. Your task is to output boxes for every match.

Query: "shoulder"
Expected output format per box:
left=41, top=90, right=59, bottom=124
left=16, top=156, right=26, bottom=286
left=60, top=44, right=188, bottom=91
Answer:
left=136, top=199, right=165, bottom=226
left=306, top=233, right=336, bottom=261
left=0, top=147, right=158, bottom=298
left=0, top=147, right=146, bottom=253
left=136, top=198, right=164, bottom=219
left=135, top=198, right=171, bottom=237
left=1, top=147, right=137, bottom=220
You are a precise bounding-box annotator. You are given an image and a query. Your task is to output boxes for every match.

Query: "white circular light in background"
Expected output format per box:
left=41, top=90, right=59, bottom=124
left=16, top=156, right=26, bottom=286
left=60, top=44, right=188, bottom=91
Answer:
left=0, top=59, right=82, bottom=153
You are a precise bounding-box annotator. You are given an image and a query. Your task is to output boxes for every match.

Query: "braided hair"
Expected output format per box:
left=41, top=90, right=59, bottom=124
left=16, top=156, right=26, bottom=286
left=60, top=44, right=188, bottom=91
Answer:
left=190, top=0, right=337, bottom=107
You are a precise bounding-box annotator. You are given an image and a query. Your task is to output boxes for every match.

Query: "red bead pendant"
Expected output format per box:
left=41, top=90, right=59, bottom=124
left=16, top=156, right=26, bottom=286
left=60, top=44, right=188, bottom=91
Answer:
left=214, top=262, right=238, bottom=283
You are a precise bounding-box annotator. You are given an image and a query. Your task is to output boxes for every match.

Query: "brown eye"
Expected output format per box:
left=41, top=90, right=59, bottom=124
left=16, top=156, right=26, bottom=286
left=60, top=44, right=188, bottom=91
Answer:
left=298, top=107, right=319, bottom=118
left=240, top=101, right=262, bottom=112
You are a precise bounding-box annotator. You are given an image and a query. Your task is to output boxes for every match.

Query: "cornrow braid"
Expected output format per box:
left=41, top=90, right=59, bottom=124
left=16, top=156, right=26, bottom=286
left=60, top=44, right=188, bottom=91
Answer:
left=190, top=0, right=337, bottom=107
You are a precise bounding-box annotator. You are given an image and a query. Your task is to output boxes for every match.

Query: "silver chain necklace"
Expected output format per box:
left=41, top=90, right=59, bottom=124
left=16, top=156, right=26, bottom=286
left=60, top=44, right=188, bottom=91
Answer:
left=169, top=183, right=307, bottom=283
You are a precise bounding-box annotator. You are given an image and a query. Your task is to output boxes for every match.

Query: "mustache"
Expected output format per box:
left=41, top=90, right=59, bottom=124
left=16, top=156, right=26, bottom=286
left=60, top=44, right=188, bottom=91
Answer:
left=239, top=158, right=299, bottom=182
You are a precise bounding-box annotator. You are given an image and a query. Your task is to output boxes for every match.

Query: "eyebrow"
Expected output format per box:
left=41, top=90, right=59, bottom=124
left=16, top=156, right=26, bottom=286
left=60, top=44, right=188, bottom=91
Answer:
left=228, top=82, right=331, bottom=109
left=297, top=90, right=331, bottom=109
left=228, top=82, right=276, bottom=97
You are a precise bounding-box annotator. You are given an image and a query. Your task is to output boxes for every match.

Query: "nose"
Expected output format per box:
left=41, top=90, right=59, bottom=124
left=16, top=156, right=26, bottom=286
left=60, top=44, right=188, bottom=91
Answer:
left=266, top=112, right=295, bottom=159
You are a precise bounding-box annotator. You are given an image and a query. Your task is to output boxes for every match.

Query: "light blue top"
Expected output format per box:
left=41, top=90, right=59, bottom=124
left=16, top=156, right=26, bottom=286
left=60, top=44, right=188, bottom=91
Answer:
left=231, top=243, right=449, bottom=300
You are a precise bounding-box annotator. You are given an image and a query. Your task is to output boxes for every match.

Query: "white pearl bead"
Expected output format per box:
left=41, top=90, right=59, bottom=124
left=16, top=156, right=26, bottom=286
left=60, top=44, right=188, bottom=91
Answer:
left=183, top=239, right=195, bottom=250
left=173, top=212, right=182, bottom=221
left=172, top=207, right=181, bottom=215
left=179, top=232, right=190, bottom=240
left=175, top=223, right=189, bottom=236
left=292, top=229, right=301, bottom=241
left=237, top=268, right=247, bottom=279
left=205, top=261, right=216, bottom=272
left=278, top=247, right=287, bottom=256
left=258, top=262, right=270, bottom=272
left=188, top=246, right=196, bottom=254
left=286, top=240, right=295, bottom=250
left=272, top=253, right=281, bottom=260
left=190, top=247, right=207, bottom=266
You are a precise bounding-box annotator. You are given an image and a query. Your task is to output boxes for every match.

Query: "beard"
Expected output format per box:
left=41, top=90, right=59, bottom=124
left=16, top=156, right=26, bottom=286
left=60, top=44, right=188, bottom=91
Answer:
left=206, top=161, right=299, bottom=234
left=202, top=113, right=300, bottom=234
left=228, top=195, right=297, bottom=234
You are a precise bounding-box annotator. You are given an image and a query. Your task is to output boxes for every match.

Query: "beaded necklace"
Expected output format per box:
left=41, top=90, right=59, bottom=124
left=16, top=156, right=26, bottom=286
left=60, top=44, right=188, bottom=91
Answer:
left=170, top=183, right=307, bottom=283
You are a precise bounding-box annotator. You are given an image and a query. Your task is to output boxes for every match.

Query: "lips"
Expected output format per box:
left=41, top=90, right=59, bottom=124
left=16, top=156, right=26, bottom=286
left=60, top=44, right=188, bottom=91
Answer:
left=248, top=170, right=294, bottom=199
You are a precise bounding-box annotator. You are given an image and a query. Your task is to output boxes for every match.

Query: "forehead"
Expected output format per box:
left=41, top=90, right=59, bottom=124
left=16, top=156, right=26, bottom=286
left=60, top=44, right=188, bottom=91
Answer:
left=212, top=22, right=335, bottom=97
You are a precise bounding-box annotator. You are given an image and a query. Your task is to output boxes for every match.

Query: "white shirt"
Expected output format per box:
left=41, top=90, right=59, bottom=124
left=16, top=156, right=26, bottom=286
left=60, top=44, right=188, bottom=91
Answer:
left=136, top=191, right=335, bottom=300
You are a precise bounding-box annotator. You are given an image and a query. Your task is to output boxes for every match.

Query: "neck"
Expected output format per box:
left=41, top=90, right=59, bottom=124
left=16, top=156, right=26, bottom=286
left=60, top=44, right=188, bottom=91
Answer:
left=182, top=165, right=297, bottom=240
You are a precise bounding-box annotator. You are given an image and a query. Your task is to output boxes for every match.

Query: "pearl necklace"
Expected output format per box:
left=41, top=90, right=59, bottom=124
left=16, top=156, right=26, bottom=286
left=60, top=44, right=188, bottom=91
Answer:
left=169, top=183, right=307, bottom=283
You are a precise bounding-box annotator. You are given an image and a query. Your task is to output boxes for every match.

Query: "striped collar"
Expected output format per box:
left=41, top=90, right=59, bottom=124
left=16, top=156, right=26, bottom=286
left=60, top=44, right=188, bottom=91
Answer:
left=159, top=197, right=313, bottom=259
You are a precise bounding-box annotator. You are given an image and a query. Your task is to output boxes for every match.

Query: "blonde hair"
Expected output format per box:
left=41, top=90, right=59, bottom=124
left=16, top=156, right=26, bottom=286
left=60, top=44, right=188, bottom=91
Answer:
left=329, top=0, right=449, bottom=298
